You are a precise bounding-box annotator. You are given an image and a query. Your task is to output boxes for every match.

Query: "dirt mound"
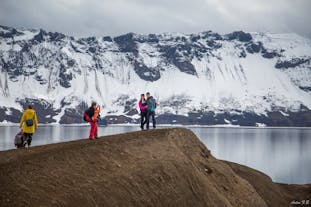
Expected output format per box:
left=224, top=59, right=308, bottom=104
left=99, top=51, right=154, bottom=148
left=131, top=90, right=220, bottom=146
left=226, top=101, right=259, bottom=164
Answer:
left=0, top=128, right=310, bottom=207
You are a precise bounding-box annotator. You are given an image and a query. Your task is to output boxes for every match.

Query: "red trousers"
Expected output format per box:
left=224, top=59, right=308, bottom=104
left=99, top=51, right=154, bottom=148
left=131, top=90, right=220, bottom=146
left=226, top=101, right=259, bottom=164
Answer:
left=89, top=121, right=98, bottom=139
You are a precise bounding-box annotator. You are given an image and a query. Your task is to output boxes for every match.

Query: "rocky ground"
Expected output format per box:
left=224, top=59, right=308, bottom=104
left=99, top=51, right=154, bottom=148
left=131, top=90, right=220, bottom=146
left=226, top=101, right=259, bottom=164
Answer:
left=0, top=128, right=310, bottom=207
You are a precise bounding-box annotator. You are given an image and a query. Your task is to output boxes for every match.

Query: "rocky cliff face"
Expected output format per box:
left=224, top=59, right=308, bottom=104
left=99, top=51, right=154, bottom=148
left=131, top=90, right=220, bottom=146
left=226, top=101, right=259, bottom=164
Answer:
left=0, top=25, right=311, bottom=126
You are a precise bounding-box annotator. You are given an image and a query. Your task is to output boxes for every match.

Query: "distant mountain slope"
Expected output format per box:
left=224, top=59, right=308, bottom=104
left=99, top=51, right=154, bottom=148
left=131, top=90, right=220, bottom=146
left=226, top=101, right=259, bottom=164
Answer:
left=0, top=25, right=310, bottom=126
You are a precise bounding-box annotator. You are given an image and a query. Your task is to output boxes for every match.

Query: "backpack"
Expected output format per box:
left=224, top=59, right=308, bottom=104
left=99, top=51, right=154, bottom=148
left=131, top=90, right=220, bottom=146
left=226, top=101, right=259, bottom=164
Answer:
left=15, top=131, right=25, bottom=148
left=149, top=97, right=156, bottom=112
left=83, top=107, right=94, bottom=122
left=83, top=112, right=89, bottom=122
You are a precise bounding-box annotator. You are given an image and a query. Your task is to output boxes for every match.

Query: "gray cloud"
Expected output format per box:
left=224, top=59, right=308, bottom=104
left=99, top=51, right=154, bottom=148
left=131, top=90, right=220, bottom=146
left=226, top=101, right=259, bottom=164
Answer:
left=0, top=0, right=310, bottom=38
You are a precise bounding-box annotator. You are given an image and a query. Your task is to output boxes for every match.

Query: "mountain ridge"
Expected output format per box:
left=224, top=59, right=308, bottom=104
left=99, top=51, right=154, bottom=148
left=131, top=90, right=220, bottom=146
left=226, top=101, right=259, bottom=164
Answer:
left=0, top=25, right=310, bottom=126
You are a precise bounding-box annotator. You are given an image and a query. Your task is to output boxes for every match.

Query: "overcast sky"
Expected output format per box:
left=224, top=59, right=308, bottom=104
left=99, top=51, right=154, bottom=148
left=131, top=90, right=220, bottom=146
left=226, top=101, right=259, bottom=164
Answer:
left=0, top=0, right=310, bottom=38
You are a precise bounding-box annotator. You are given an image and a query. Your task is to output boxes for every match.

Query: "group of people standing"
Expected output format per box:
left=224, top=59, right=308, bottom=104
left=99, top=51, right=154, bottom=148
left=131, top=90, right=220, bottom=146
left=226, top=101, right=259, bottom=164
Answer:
left=138, top=92, right=157, bottom=130
left=17, top=92, right=157, bottom=148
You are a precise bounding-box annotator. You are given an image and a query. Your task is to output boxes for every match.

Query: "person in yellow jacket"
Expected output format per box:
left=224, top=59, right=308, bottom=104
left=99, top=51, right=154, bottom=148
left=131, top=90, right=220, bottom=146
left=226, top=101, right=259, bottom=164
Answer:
left=20, top=105, right=38, bottom=147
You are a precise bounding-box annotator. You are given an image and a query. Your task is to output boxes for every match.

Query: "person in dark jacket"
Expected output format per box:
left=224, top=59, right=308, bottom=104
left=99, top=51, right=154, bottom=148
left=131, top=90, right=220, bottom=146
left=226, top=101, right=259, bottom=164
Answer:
left=146, top=92, right=157, bottom=130
left=138, top=94, right=148, bottom=130
left=84, top=102, right=101, bottom=140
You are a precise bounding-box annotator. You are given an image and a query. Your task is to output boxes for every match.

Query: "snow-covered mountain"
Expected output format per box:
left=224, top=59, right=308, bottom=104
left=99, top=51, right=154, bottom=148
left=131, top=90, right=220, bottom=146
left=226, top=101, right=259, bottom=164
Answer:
left=0, top=25, right=310, bottom=126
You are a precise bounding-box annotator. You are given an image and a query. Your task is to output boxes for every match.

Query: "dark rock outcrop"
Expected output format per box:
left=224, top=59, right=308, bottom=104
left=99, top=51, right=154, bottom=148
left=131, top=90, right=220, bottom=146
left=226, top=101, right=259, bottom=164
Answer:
left=17, top=98, right=60, bottom=123
left=226, top=31, right=253, bottom=42
left=114, top=33, right=138, bottom=55
left=275, top=58, right=310, bottom=69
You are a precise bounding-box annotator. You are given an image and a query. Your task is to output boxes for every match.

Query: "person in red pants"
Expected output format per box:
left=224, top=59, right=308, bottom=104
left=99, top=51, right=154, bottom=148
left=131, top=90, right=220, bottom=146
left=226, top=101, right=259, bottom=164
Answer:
left=84, top=102, right=101, bottom=140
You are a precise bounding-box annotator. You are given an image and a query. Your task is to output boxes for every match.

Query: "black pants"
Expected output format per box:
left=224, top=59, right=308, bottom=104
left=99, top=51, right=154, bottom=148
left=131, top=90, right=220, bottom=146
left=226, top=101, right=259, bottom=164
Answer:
left=146, top=111, right=156, bottom=129
left=23, top=133, right=33, bottom=146
left=140, top=110, right=147, bottom=129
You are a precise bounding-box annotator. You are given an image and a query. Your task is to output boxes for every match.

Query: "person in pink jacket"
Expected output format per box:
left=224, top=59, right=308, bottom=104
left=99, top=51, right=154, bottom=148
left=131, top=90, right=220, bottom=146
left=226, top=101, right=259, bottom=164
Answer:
left=138, top=94, right=148, bottom=130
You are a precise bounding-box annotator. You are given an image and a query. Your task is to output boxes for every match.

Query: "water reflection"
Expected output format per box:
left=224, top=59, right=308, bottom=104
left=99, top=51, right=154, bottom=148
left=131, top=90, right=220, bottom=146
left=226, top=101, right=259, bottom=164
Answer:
left=190, top=127, right=311, bottom=184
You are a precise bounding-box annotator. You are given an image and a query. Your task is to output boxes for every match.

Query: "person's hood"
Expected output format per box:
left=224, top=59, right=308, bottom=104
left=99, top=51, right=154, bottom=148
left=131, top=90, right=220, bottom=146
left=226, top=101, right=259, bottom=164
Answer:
left=25, top=109, right=35, bottom=114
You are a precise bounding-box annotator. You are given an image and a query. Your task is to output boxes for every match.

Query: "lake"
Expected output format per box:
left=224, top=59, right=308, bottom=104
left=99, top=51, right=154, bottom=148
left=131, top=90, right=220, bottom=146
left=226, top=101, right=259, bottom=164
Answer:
left=0, top=125, right=310, bottom=184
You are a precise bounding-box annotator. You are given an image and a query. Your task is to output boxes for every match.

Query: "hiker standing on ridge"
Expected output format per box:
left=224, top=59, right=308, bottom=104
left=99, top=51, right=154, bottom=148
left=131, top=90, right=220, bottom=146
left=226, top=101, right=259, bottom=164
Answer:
left=20, top=105, right=38, bottom=147
left=138, top=94, right=148, bottom=130
left=84, top=102, right=101, bottom=140
left=146, top=92, right=157, bottom=130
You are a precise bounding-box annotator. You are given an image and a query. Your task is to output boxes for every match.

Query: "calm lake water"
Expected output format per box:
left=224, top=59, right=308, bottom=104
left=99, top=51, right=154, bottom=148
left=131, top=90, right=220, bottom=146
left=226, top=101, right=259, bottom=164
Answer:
left=0, top=125, right=310, bottom=184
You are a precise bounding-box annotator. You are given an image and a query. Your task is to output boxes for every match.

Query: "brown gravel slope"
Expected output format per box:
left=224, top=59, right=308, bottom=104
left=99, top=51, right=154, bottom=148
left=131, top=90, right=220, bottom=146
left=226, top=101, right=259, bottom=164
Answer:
left=0, top=128, right=310, bottom=207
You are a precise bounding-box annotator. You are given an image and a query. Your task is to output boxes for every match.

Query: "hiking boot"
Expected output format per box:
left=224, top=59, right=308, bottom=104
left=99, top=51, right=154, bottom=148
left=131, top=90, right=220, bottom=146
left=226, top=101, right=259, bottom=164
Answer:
left=95, top=136, right=99, bottom=139
left=89, top=137, right=94, bottom=140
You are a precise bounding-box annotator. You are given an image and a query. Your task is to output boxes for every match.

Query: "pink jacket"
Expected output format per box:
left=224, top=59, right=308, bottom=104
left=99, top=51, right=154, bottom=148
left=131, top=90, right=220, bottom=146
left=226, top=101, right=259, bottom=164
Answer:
left=138, top=100, right=148, bottom=111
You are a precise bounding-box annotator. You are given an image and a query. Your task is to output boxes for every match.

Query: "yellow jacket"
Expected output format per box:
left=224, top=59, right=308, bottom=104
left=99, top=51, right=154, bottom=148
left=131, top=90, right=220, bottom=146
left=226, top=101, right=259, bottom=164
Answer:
left=20, top=109, right=38, bottom=134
